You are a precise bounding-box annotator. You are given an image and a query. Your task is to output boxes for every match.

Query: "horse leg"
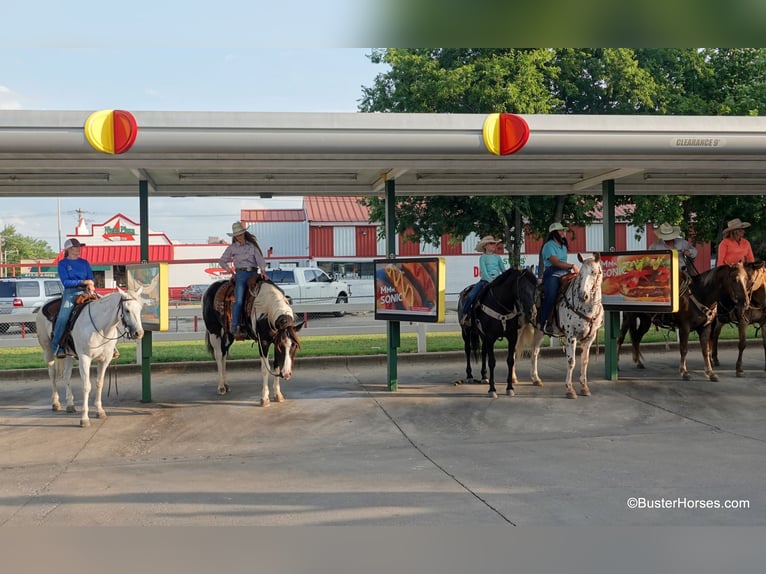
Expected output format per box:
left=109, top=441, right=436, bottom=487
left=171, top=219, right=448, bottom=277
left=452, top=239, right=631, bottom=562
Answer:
left=485, top=339, right=498, bottom=399
left=62, top=356, right=76, bottom=413
left=678, top=328, right=690, bottom=380
left=711, top=320, right=722, bottom=367
left=260, top=356, right=271, bottom=407
left=504, top=332, right=518, bottom=397
left=530, top=328, right=545, bottom=386
left=48, top=359, right=61, bottom=411
left=462, top=328, right=474, bottom=384
left=79, top=355, right=93, bottom=427
left=633, top=315, right=651, bottom=368
left=564, top=338, right=578, bottom=399
left=735, top=320, right=748, bottom=377
left=761, top=321, right=766, bottom=371
left=93, top=358, right=110, bottom=419
left=579, top=336, right=595, bottom=397
left=699, top=326, right=718, bottom=382
left=210, top=333, right=230, bottom=395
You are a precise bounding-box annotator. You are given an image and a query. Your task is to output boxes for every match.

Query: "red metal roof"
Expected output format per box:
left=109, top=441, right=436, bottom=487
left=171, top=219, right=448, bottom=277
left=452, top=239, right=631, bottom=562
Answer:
left=54, top=245, right=174, bottom=265
left=304, top=196, right=370, bottom=223
left=241, top=208, right=305, bottom=222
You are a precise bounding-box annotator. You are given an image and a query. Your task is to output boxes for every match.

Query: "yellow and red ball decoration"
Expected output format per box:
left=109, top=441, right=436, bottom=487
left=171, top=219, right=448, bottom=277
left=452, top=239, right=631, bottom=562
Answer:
left=84, top=110, right=138, bottom=154
left=482, top=113, right=530, bottom=156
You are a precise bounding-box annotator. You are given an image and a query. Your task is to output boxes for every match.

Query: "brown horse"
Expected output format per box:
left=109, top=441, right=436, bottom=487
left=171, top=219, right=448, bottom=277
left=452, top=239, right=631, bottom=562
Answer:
left=711, top=261, right=766, bottom=376
left=617, top=263, right=750, bottom=381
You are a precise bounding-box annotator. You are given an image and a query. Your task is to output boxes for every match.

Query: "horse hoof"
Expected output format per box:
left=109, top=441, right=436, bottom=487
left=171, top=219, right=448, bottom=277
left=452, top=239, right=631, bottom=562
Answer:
left=736, top=371, right=744, bottom=378
left=637, top=363, right=645, bottom=370
left=274, top=395, right=285, bottom=403
left=80, top=419, right=91, bottom=428
left=66, top=405, right=77, bottom=413
left=710, top=375, right=719, bottom=382
left=532, top=380, right=544, bottom=387
left=566, top=390, right=577, bottom=399
left=481, top=378, right=489, bottom=385
left=217, top=387, right=228, bottom=396
left=682, top=374, right=691, bottom=381
left=580, top=388, right=591, bottom=397
left=260, top=399, right=270, bottom=407
left=97, top=411, right=107, bottom=419
left=506, top=389, right=515, bottom=397
left=52, top=404, right=61, bottom=412
left=489, top=391, right=498, bottom=399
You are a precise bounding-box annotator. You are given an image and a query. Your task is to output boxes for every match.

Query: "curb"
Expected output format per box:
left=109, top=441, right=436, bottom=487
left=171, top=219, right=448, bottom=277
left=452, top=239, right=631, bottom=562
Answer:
left=1, top=338, right=751, bottom=381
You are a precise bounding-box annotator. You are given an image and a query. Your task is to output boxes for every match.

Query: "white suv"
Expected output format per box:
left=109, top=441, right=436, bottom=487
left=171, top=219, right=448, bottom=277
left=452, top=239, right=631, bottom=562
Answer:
left=0, top=277, right=64, bottom=334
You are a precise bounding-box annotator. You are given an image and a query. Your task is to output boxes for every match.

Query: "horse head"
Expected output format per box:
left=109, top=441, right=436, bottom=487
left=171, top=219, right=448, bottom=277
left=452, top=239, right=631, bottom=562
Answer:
left=270, top=313, right=302, bottom=380
left=576, top=252, right=603, bottom=304
left=117, top=287, right=146, bottom=340
left=721, top=262, right=750, bottom=317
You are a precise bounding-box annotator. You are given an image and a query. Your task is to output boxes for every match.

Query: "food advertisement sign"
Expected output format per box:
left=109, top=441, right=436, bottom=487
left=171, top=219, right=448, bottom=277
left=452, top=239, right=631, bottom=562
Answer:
left=126, top=263, right=169, bottom=331
left=601, top=250, right=680, bottom=312
left=374, top=258, right=446, bottom=323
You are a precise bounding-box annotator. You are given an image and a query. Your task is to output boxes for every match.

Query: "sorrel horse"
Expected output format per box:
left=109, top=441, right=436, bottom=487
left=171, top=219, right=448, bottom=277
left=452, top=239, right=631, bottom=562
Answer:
left=617, top=263, right=750, bottom=381
left=36, top=288, right=145, bottom=427
left=517, top=253, right=604, bottom=399
left=457, top=267, right=538, bottom=398
left=202, top=277, right=302, bottom=406
left=710, top=260, right=766, bottom=376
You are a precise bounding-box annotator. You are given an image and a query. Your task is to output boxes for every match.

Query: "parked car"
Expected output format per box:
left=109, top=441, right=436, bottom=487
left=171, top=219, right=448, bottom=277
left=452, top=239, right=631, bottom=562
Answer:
left=265, top=267, right=351, bottom=317
left=180, top=284, right=209, bottom=302
left=0, top=277, right=64, bottom=334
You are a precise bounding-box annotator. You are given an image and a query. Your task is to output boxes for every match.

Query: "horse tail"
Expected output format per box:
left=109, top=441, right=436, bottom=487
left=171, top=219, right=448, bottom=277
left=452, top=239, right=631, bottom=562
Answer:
left=517, top=323, right=535, bottom=358
left=204, top=329, right=213, bottom=356
left=469, top=327, right=481, bottom=363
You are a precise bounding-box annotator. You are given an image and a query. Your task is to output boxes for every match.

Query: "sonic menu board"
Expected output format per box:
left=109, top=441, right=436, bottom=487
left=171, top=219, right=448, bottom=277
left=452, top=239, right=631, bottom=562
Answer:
left=601, top=250, right=680, bottom=313
left=374, top=258, right=446, bottom=322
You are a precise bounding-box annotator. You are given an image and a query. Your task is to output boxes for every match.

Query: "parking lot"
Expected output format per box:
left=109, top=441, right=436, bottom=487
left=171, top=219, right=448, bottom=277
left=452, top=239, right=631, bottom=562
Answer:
left=1, top=340, right=765, bottom=526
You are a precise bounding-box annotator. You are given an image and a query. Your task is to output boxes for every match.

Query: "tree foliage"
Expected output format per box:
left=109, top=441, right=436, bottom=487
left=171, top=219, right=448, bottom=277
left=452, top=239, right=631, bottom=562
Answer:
left=0, top=225, right=57, bottom=264
left=359, top=48, right=766, bottom=262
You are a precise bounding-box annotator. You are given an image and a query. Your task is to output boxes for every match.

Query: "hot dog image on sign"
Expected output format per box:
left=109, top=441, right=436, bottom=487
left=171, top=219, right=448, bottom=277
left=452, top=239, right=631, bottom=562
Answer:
left=374, top=258, right=443, bottom=321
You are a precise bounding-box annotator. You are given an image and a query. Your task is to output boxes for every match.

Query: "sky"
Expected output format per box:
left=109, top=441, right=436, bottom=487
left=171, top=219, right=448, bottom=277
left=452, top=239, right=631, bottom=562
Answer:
left=1, top=2, right=386, bottom=251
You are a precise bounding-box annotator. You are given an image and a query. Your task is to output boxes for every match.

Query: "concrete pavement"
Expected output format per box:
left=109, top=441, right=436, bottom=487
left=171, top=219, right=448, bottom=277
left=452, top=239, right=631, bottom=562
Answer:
left=1, top=342, right=765, bottom=526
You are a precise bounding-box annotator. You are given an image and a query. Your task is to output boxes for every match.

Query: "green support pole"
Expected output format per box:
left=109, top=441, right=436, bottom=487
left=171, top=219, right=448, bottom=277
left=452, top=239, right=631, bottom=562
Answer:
left=385, top=178, right=399, bottom=391
left=139, top=179, right=152, bottom=402
left=602, top=179, right=619, bottom=381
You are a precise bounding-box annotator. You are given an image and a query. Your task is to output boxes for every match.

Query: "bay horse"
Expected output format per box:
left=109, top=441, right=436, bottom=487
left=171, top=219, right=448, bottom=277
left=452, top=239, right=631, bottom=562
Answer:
left=457, top=267, right=538, bottom=398
left=36, top=288, right=145, bottom=427
left=518, top=253, right=604, bottom=399
left=617, top=263, right=750, bottom=381
left=710, top=261, right=766, bottom=376
left=202, top=277, right=302, bottom=407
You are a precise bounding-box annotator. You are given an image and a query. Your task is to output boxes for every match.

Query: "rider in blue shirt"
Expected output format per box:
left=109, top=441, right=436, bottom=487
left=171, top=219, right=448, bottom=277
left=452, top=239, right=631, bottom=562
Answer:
left=540, top=222, right=579, bottom=335
left=51, top=238, right=95, bottom=358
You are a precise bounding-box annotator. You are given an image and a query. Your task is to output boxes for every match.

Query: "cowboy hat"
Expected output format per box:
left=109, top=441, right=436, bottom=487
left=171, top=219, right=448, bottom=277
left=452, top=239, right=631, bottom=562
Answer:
left=724, top=218, right=751, bottom=233
left=63, top=238, right=85, bottom=249
left=227, top=222, right=247, bottom=237
left=548, top=222, right=567, bottom=233
left=475, top=235, right=502, bottom=252
left=654, top=222, right=682, bottom=241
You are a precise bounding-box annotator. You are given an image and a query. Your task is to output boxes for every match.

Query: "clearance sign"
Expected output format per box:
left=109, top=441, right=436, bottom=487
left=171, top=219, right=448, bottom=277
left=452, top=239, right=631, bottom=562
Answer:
left=84, top=110, right=138, bottom=154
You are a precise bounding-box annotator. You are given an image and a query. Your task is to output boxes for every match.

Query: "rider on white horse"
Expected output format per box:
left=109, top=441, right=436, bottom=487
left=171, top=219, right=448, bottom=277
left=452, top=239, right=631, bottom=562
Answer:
left=51, top=238, right=95, bottom=358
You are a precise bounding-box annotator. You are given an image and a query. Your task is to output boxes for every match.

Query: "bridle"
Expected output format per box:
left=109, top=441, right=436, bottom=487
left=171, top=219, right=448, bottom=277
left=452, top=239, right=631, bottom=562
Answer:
left=562, top=260, right=603, bottom=339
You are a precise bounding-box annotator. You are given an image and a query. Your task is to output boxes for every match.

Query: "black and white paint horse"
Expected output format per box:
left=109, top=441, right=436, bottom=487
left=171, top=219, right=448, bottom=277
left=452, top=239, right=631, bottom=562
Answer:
left=518, top=253, right=604, bottom=399
left=202, top=278, right=302, bottom=406
left=458, top=267, right=538, bottom=398
left=36, top=288, right=145, bottom=427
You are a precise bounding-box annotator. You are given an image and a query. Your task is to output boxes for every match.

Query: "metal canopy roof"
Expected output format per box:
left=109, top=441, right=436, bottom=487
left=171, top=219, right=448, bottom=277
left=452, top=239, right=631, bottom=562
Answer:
left=2, top=110, right=766, bottom=198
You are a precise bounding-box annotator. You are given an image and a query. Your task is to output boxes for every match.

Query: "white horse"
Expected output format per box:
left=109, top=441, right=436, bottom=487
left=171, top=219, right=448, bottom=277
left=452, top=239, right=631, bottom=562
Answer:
left=36, top=288, right=145, bottom=427
left=202, top=278, right=303, bottom=406
left=518, top=253, right=604, bottom=399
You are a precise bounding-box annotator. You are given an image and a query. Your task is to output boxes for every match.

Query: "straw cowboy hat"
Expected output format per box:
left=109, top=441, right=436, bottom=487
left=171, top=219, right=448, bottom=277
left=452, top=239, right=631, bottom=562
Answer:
left=548, top=222, right=567, bottom=233
left=227, top=222, right=247, bottom=237
left=654, top=222, right=682, bottom=241
left=475, top=235, right=502, bottom=252
left=724, top=218, right=751, bottom=234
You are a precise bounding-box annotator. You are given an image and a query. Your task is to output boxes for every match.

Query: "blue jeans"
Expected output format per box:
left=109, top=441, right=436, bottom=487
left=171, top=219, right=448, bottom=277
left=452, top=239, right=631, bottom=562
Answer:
left=51, top=287, right=85, bottom=350
left=462, top=280, right=487, bottom=316
left=232, top=270, right=255, bottom=333
left=540, top=267, right=567, bottom=329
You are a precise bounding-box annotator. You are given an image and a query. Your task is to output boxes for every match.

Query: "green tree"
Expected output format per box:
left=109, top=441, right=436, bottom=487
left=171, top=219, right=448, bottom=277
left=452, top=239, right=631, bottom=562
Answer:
left=0, top=225, right=56, bottom=264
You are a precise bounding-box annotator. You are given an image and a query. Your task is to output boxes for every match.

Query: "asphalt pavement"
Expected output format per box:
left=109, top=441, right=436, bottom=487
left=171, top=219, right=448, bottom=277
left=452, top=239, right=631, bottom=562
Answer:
left=1, top=341, right=765, bottom=526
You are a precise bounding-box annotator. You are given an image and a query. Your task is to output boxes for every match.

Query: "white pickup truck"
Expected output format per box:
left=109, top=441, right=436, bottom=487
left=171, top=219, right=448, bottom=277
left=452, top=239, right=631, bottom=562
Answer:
left=265, top=267, right=352, bottom=317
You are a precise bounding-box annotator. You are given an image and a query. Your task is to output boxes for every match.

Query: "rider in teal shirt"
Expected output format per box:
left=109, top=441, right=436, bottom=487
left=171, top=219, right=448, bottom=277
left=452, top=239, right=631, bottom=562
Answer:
left=462, top=235, right=507, bottom=318
left=540, top=222, right=579, bottom=334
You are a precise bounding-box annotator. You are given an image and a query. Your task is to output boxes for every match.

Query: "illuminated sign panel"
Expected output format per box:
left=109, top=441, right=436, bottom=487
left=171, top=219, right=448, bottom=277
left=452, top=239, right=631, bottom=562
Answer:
left=374, top=258, right=445, bottom=323
left=601, top=250, right=680, bottom=313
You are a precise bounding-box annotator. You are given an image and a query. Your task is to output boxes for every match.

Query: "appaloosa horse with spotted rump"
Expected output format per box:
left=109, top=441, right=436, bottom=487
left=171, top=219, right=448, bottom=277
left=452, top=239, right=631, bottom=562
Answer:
left=202, top=276, right=302, bottom=406
left=518, top=253, right=604, bottom=399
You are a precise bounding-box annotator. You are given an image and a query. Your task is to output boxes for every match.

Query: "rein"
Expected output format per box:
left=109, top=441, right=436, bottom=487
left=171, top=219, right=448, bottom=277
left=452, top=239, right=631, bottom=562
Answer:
left=86, top=294, right=134, bottom=344
left=478, top=273, right=528, bottom=331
